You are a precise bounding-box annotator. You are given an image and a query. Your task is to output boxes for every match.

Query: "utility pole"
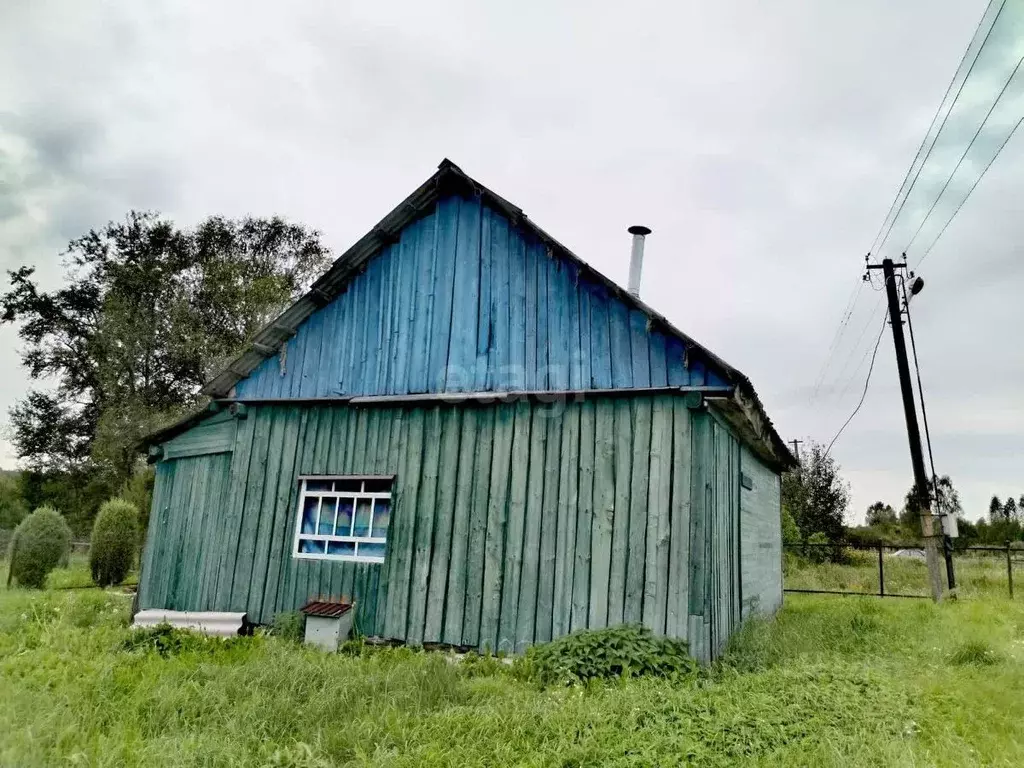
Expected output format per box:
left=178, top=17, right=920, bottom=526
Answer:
left=868, top=257, right=944, bottom=601
left=790, top=439, right=803, bottom=461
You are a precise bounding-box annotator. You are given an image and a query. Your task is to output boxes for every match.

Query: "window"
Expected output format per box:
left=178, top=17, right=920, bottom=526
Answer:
left=293, top=476, right=393, bottom=563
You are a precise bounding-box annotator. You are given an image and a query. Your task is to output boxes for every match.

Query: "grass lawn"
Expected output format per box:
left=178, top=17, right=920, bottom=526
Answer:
left=1, top=567, right=1022, bottom=766
left=784, top=548, right=1020, bottom=598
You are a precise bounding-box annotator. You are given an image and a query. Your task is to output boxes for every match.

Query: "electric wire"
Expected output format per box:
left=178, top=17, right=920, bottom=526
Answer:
left=812, top=1, right=1004, bottom=406
left=824, top=311, right=888, bottom=459
left=820, top=294, right=884, bottom=406
left=901, top=277, right=942, bottom=516
left=914, top=110, right=1024, bottom=268
left=871, top=0, right=1006, bottom=257
left=811, top=278, right=865, bottom=402
left=903, top=50, right=1024, bottom=255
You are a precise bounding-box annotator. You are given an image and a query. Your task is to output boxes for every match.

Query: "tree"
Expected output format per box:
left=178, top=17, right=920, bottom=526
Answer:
left=1004, top=497, right=1018, bottom=523
left=990, top=495, right=1003, bottom=522
left=781, top=505, right=801, bottom=545
left=781, top=441, right=850, bottom=544
left=865, top=501, right=898, bottom=527
left=2, top=212, right=330, bottom=492
left=0, top=474, right=28, bottom=530
left=901, top=475, right=963, bottom=526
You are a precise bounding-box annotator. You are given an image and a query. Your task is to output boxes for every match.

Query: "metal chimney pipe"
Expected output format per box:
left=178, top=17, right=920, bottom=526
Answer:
left=627, top=225, right=651, bottom=297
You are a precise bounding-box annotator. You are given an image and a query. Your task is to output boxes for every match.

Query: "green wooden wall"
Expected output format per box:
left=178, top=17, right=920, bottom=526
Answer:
left=140, top=396, right=767, bottom=660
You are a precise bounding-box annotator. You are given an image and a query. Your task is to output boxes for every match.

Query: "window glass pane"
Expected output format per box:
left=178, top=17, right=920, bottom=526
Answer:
left=305, top=479, right=333, bottom=492
left=299, top=539, right=325, bottom=554
left=359, top=542, right=386, bottom=560
left=327, top=541, right=356, bottom=558
left=335, top=479, right=362, bottom=493
left=372, top=498, right=390, bottom=535
left=354, top=498, right=372, bottom=538
left=301, top=497, right=319, bottom=535
left=335, top=498, right=354, bottom=536
left=318, top=498, right=337, bottom=535
left=364, top=478, right=392, bottom=493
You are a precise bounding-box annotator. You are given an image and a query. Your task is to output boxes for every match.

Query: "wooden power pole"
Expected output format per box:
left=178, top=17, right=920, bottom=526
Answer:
left=869, top=258, right=944, bottom=601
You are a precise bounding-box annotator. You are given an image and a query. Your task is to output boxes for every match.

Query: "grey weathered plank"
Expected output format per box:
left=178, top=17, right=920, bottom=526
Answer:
left=480, top=404, right=514, bottom=653
left=667, top=400, right=691, bottom=639
left=462, top=407, right=494, bottom=646
left=571, top=400, right=595, bottom=631
left=499, top=400, right=531, bottom=653
left=588, top=399, right=615, bottom=629
left=406, top=406, right=442, bottom=644
left=534, top=412, right=562, bottom=643
left=552, top=402, right=580, bottom=638
left=624, top=399, right=652, bottom=624
left=424, top=407, right=462, bottom=642
left=515, top=405, right=547, bottom=651
left=385, top=408, right=425, bottom=640
left=607, top=398, right=633, bottom=626
left=443, top=407, right=478, bottom=644
left=644, top=396, right=673, bottom=634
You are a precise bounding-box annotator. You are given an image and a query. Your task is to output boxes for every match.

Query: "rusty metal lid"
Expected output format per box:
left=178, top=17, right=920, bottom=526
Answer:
left=300, top=600, right=354, bottom=618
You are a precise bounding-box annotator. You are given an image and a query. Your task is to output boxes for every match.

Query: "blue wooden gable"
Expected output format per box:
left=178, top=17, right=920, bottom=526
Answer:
left=234, top=192, right=726, bottom=400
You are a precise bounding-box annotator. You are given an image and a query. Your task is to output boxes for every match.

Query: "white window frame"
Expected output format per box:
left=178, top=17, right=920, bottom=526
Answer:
left=292, top=475, right=393, bottom=564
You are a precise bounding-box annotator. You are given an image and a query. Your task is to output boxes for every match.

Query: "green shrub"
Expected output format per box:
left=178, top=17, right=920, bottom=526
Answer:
left=270, top=611, right=305, bottom=642
left=805, top=531, right=830, bottom=564
left=89, top=498, right=139, bottom=587
left=7, top=506, right=73, bottom=588
left=121, top=624, right=245, bottom=657
left=522, top=624, right=697, bottom=686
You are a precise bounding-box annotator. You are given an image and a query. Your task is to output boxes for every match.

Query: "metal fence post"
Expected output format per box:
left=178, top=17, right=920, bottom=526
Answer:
left=878, top=542, right=885, bottom=597
left=1007, top=541, right=1014, bottom=599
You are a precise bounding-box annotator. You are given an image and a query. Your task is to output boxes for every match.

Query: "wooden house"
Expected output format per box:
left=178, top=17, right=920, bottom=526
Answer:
left=139, top=160, right=795, bottom=661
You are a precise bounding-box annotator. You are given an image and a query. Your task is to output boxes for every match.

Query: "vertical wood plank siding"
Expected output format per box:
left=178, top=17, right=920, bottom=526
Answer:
left=140, top=395, right=712, bottom=653
left=234, top=194, right=728, bottom=401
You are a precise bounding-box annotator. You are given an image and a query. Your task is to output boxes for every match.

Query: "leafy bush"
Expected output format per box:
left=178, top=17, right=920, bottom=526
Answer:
left=271, top=611, right=305, bottom=642
left=7, top=506, right=72, bottom=588
left=805, top=531, right=830, bottom=564
left=121, top=624, right=246, bottom=656
left=89, top=498, right=139, bottom=586
left=781, top=505, right=801, bottom=545
left=522, top=624, right=697, bottom=686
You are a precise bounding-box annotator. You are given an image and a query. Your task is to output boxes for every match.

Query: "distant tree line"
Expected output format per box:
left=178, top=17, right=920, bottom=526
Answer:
left=2, top=212, right=330, bottom=534
left=779, top=440, right=1023, bottom=557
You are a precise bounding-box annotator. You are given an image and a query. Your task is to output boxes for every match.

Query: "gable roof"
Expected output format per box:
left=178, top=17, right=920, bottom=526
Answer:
left=201, top=159, right=795, bottom=469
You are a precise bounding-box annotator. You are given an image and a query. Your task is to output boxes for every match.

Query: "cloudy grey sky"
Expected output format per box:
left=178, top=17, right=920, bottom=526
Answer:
left=2, top=0, right=1020, bottom=523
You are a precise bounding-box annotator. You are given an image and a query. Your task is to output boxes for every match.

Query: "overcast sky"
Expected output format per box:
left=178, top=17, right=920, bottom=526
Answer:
left=2, top=0, right=1020, bottom=523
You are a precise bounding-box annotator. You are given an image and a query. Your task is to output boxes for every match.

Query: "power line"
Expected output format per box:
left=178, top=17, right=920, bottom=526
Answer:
left=914, top=111, right=1024, bottom=268
left=870, top=0, right=1006, bottom=257
left=812, top=1, right=1004, bottom=407
left=903, top=50, right=1024, bottom=254
left=819, top=294, right=884, bottom=407
left=824, top=311, right=887, bottom=459
left=811, top=278, right=864, bottom=402
left=901, top=277, right=940, bottom=495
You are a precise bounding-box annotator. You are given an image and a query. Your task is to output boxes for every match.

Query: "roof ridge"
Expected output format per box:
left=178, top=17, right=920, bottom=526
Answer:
left=199, top=159, right=795, bottom=468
